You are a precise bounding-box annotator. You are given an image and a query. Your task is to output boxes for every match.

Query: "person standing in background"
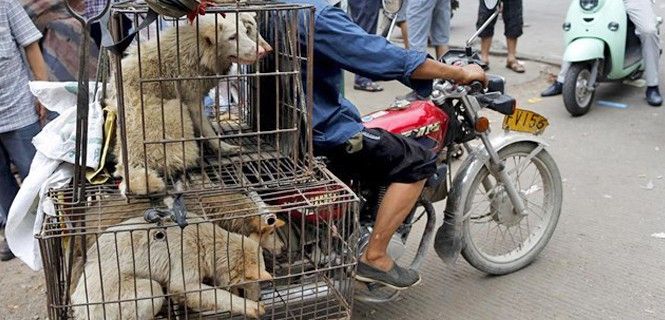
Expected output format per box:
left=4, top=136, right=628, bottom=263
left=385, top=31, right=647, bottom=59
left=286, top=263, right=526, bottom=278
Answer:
left=476, top=0, right=525, bottom=73
left=0, top=0, right=48, bottom=261
left=394, top=0, right=409, bottom=48
left=348, top=0, right=385, bottom=92
left=407, top=0, right=451, bottom=59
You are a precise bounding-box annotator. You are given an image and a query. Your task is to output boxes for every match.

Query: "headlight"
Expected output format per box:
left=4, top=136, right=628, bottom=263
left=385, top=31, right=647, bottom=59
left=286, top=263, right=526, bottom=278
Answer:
left=580, top=0, right=598, bottom=11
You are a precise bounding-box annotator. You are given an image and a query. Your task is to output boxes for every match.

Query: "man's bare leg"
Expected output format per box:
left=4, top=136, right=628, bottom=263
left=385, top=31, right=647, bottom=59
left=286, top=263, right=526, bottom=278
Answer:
left=435, top=45, right=449, bottom=60
left=506, top=37, right=518, bottom=63
left=480, top=36, right=492, bottom=64
left=398, top=21, right=409, bottom=49
left=361, top=179, right=426, bottom=271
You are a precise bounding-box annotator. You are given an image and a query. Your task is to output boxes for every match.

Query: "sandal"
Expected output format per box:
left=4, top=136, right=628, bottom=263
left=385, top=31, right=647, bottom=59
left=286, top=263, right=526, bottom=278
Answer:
left=354, top=80, right=384, bottom=92
left=506, top=60, right=525, bottom=73
left=481, top=59, right=490, bottom=71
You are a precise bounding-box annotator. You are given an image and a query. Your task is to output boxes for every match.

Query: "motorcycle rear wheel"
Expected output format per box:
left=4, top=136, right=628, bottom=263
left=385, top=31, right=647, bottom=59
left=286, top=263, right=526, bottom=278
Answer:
left=461, top=142, right=562, bottom=275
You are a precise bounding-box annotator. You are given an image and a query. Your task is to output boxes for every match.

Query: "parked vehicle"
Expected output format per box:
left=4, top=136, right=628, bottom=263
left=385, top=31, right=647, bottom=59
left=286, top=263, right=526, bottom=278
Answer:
left=560, top=0, right=662, bottom=116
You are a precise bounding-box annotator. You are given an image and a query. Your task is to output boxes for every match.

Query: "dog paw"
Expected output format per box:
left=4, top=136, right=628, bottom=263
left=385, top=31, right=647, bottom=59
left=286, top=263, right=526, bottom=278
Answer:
left=246, top=301, right=266, bottom=319
left=232, top=300, right=265, bottom=319
left=123, top=167, right=167, bottom=195
left=213, top=141, right=242, bottom=155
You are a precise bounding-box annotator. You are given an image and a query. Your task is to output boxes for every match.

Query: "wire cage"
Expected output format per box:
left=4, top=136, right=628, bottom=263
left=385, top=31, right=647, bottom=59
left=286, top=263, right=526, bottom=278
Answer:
left=38, top=166, right=359, bottom=319
left=106, top=1, right=317, bottom=197
left=36, top=1, right=362, bottom=319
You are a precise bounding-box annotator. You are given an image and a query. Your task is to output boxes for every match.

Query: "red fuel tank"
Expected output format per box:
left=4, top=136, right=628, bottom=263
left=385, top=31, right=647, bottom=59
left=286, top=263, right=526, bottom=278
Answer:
left=362, top=100, right=449, bottom=152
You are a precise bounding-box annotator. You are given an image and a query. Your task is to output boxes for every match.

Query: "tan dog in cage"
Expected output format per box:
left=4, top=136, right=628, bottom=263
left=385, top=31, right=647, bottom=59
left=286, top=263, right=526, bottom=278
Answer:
left=68, top=191, right=286, bottom=301
left=109, top=12, right=271, bottom=194
left=193, top=191, right=286, bottom=255
left=71, top=216, right=272, bottom=319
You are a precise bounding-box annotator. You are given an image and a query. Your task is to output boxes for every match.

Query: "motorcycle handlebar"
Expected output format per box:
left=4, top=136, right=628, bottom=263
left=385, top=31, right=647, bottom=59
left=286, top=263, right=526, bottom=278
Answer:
left=476, top=93, right=516, bottom=115
left=468, top=81, right=485, bottom=94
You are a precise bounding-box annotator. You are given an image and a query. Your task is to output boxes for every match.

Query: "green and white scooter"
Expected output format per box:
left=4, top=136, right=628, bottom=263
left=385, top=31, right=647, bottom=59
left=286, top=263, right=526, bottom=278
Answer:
left=560, top=0, right=661, bottom=116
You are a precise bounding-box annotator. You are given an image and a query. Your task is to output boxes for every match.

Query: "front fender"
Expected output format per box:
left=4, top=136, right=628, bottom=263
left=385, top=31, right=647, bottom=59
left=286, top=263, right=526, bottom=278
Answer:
left=433, top=132, right=550, bottom=264
left=563, top=38, right=605, bottom=62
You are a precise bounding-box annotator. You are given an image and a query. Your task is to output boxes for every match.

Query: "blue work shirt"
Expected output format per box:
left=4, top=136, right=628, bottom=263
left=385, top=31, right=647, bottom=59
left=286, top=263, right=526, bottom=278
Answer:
left=281, top=0, right=432, bottom=147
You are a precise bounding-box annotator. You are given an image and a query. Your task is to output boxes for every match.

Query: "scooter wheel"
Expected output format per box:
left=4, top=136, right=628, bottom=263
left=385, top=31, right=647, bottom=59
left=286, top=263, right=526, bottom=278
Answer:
left=563, top=63, right=595, bottom=117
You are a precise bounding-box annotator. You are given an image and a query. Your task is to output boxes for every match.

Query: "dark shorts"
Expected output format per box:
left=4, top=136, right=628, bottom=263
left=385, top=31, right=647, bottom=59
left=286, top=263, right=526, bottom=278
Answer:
left=476, top=0, right=523, bottom=39
left=316, top=128, right=437, bottom=185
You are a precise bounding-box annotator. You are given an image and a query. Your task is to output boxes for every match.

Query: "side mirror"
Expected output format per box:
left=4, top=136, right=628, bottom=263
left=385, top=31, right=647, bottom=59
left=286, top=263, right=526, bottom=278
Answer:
left=483, top=0, right=499, bottom=10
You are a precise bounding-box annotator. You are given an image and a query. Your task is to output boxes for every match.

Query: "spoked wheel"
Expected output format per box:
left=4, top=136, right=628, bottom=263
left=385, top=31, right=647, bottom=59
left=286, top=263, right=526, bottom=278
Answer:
left=461, top=142, right=562, bottom=275
left=563, top=63, right=595, bottom=116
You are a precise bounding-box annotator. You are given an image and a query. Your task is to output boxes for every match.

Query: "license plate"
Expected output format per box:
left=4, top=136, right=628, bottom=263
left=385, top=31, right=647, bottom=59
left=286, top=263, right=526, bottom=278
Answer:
left=502, top=108, right=549, bottom=135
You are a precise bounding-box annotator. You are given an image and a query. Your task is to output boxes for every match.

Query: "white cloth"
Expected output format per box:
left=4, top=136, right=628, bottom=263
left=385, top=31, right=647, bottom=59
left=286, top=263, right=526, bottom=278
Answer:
left=5, top=81, right=104, bottom=271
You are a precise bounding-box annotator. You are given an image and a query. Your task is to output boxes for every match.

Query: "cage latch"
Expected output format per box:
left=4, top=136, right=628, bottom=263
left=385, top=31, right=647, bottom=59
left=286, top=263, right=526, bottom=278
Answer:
left=142, top=194, right=188, bottom=228
left=143, top=208, right=170, bottom=225
left=170, top=193, right=189, bottom=229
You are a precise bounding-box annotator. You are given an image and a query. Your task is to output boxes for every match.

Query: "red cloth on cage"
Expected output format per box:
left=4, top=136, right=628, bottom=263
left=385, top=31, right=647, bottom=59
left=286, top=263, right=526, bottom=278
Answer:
left=186, top=0, right=226, bottom=24
left=187, top=0, right=208, bottom=23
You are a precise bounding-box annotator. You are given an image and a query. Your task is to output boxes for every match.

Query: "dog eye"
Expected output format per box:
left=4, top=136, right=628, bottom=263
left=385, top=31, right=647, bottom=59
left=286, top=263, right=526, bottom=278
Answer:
left=229, top=33, right=237, bottom=41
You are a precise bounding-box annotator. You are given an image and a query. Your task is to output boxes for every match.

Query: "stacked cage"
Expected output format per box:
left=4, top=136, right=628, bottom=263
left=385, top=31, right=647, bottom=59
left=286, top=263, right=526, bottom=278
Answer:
left=37, top=1, right=360, bottom=319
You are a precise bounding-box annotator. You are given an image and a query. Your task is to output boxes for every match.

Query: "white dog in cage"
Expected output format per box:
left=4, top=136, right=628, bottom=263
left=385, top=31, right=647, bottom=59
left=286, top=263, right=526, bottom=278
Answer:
left=109, top=12, right=270, bottom=195
left=71, top=216, right=272, bottom=319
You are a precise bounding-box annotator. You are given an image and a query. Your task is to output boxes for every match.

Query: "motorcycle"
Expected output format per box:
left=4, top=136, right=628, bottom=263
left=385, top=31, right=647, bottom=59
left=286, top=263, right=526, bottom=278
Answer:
left=284, top=0, right=563, bottom=303
left=560, top=0, right=662, bottom=116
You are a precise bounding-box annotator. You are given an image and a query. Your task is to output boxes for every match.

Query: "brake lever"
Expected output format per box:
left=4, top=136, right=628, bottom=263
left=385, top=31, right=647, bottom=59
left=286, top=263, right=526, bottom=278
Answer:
left=468, top=81, right=485, bottom=94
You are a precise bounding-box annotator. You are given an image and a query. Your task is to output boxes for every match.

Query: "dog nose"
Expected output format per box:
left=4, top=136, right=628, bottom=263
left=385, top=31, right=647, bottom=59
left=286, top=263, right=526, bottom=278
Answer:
left=257, top=44, right=267, bottom=59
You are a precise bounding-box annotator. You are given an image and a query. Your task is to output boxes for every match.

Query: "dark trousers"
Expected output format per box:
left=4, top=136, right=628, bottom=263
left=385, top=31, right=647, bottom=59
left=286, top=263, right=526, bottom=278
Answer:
left=0, top=122, right=40, bottom=226
left=476, top=0, right=523, bottom=38
left=348, top=0, right=383, bottom=34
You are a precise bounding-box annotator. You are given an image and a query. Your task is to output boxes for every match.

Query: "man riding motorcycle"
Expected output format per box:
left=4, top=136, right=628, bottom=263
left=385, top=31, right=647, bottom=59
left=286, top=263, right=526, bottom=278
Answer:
left=277, top=0, right=486, bottom=289
left=541, top=0, right=662, bottom=106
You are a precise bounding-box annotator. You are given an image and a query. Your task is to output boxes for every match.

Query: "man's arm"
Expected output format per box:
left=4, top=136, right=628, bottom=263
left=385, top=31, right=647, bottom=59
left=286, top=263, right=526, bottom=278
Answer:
left=412, top=60, right=486, bottom=84
left=25, top=42, right=48, bottom=123
left=310, top=5, right=485, bottom=87
left=25, top=42, right=48, bottom=81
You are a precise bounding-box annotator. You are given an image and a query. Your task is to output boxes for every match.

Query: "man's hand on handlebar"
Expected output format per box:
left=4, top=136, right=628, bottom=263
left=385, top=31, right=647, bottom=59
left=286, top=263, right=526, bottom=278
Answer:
left=411, top=58, right=488, bottom=87
left=459, top=64, right=487, bottom=86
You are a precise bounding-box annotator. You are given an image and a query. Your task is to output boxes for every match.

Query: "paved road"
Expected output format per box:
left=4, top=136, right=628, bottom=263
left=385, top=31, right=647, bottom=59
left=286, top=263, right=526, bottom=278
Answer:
left=1, top=2, right=664, bottom=320
left=350, top=1, right=665, bottom=319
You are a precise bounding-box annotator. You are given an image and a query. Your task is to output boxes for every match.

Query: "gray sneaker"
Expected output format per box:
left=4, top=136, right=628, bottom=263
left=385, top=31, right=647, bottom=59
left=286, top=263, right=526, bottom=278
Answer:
left=355, top=261, right=421, bottom=290
left=0, top=239, right=15, bottom=262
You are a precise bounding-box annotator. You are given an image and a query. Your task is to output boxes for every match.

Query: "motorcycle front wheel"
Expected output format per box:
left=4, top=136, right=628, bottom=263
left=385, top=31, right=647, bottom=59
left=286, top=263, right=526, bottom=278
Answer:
left=461, top=142, right=562, bottom=275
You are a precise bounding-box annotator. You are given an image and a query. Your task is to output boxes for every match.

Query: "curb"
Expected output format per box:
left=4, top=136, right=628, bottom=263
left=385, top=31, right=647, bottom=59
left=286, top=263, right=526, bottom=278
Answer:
left=449, top=44, right=563, bottom=67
